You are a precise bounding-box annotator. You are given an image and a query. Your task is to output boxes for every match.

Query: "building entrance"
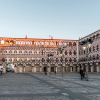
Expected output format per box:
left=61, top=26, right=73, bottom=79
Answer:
left=51, top=67, right=54, bottom=72
left=44, top=67, right=47, bottom=72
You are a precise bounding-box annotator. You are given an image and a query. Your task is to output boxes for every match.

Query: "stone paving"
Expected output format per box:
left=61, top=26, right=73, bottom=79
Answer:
left=0, top=72, right=100, bottom=100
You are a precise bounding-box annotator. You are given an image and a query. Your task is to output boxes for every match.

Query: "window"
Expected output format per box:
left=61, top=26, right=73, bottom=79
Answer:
left=69, top=42, right=72, bottom=46
left=65, top=51, right=67, bottom=55
left=1, top=40, right=4, bottom=44
left=73, top=42, right=76, bottom=46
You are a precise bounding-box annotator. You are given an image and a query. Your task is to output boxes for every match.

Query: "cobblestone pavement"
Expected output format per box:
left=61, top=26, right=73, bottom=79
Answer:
left=0, top=72, right=100, bottom=100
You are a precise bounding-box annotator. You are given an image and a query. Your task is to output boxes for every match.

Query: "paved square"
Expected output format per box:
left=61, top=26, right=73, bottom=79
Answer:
left=0, top=72, right=100, bottom=100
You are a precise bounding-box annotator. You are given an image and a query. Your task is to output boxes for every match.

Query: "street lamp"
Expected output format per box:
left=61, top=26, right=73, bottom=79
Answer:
left=79, top=38, right=93, bottom=81
left=47, top=54, right=53, bottom=74
left=58, top=46, right=66, bottom=77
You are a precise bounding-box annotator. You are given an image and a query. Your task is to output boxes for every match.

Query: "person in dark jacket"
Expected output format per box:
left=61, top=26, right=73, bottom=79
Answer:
left=79, top=68, right=83, bottom=80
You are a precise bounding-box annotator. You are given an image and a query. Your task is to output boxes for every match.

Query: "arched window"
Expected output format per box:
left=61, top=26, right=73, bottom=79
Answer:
left=42, top=58, right=45, bottom=62
left=74, top=51, right=76, bottom=55
left=65, top=51, right=67, bottom=55
left=65, top=58, right=68, bottom=62
left=69, top=58, right=72, bottom=62
left=56, top=58, right=59, bottom=62
left=97, top=54, right=99, bottom=59
left=89, top=55, right=91, bottom=60
left=93, top=46, right=95, bottom=52
left=93, top=55, right=95, bottom=60
left=73, top=42, right=76, bottom=46
left=96, top=45, right=99, bottom=51
left=69, top=42, right=72, bottom=46
left=69, top=50, right=72, bottom=55
left=74, top=58, right=77, bottom=62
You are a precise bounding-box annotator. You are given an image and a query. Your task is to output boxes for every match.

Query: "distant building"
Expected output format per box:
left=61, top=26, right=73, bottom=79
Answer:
left=0, top=29, right=100, bottom=73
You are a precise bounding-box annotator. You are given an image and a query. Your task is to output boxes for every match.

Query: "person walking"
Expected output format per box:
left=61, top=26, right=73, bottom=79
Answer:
left=79, top=68, right=83, bottom=80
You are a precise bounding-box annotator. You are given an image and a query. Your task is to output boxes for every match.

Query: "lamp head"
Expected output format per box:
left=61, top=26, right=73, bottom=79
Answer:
left=88, top=44, right=92, bottom=47
left=83, top=46, right=86, bottom=50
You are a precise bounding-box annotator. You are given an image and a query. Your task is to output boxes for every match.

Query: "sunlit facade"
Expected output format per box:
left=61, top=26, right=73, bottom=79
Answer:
left=0, top=29, right=100, bottom=73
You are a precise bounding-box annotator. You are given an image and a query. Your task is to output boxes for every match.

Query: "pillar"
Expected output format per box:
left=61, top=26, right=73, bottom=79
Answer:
left=48, top=66, right=50, bottom=72
left=40, top=66, right=42, bottom=72
left=55, top=66, right=57, bottom=72
left=73, top=65, right=76, bottom=72
left=32, top=66, right=34, bottom=72
left=65, top=65, right=69, bottom=72
left=14, top=67, right=17, bottom=73
left=91, top=66, right=94, bottom=72
left=14, top=64, right=17, bottom=73
left=97, top=66, right=99, bottom=73
left=77, top=66, right=80, bottom=72
left=70, top=66, right=72, bottom=72
left=24, top=66, right=25, bottom=72
left=3, top=63, right=6, bottom=73
left=34, top=67, right=36, bottom=72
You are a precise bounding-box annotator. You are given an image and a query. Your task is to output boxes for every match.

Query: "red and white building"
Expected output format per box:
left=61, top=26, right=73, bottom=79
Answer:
left=0, top=29, right=100, bottom=73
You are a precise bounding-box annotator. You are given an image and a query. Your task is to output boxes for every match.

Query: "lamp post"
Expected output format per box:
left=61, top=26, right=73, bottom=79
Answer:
left=58, top=46, right=66, bottom=77
left=80, top=38, right=93, bottom=81
left=47, top=54, right=53, bottom=74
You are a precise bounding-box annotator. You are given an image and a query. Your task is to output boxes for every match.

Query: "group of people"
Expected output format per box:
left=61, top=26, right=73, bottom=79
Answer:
left=79, top=68, right=86, bottom=80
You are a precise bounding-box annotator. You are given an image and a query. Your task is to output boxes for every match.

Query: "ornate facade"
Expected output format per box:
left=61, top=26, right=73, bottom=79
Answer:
left=0, top=29, right=100, bottom=73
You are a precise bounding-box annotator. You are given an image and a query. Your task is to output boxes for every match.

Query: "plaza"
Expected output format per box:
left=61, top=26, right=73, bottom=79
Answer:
left=0, top=72, right=100, bottom=100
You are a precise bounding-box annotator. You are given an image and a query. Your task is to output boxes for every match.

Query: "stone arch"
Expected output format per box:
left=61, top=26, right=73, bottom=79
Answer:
left=25, top=64, right=32, bottom=72
left=34, top=64, right=40, bottom=72
left=57, top=64, right=62, bottom=72
left=42, top=64, right=47, bottom=72
left=50, top=64, right=55, bottom=72
left=17, top=64, right=24, bottom=73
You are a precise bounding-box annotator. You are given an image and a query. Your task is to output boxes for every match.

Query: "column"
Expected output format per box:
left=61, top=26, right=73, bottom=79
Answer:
left=77, top=66, right=80, bottom=72
left=91, top=66, right=94, bottom=72
left=14, top=63, right=17, bottom=73
left=70, top=66, right=72, bottom=72
left=32, top=66, right=34, bottom=72
left=96, top=66, right=99, bottom=73
left=55, top=66, right=57, bottom=72
left=48, top=66, right=50, bottom=72
left=34, top=67, right=36, bottom=72
left=24, top=66, right=25, bottom=72
left=73, top=65, right=76, bottom=72
left=40, top=66, right=42, bottom=72
left=3, top=63, right=6, bottom=73
left=14, top=67, right=17, bottom=73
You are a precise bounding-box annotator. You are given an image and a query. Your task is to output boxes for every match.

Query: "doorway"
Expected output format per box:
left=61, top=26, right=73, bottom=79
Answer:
left=44, top=67, right=47, bottom=72
left=51, top=67, right=54, bottom=72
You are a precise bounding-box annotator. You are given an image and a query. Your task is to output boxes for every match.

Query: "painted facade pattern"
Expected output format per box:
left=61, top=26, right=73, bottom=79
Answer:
left=0, top=29, right=100, bottom=73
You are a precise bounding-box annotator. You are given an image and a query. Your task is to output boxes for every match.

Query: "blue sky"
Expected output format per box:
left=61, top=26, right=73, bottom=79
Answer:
left=0, top=0, right=100, bottom=40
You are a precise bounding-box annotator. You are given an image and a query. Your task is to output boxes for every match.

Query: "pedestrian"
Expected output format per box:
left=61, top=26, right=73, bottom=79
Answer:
left=83, top=69, right=86, bottom=79
left=1, top=68, right=3, bottom=74
left=54, top=70, right=56, bottom=75
left=79, top=68, right=83, bottom=80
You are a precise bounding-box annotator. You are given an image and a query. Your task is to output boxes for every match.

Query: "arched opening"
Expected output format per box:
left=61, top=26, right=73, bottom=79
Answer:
left=44, top=67, right=47, bottom=72
left=25, top=64, right=32, bottom=72
left=17, top=64, right=24, bottom=73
